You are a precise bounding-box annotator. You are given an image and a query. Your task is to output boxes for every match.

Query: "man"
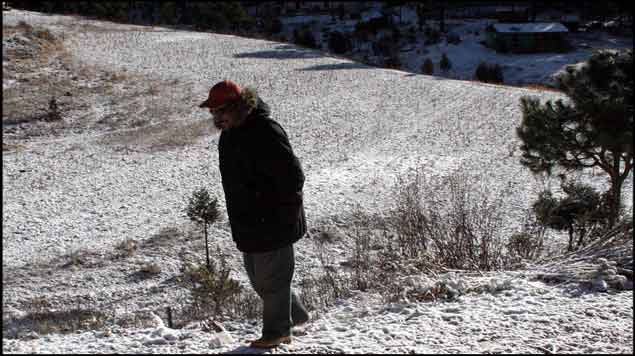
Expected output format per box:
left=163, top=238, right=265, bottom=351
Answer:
left=199, top=80, right=310, bottom=348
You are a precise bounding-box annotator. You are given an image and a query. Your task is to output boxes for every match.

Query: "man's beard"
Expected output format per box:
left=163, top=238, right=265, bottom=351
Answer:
left=213, top=116, right=229, bottom=130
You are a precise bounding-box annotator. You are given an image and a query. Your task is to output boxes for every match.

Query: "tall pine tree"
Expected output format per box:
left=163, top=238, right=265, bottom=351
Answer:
left=517, top=49, right=633, bottom=227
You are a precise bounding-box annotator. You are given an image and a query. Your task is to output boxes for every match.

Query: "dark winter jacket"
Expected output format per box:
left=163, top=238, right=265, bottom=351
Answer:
left=218, top=96, right=307, bottom=253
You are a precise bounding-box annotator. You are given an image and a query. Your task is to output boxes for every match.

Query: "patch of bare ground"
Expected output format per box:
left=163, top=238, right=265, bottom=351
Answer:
left=3, top=20, right=206, bottom=153
left=97, top=117, right=218, bottom=153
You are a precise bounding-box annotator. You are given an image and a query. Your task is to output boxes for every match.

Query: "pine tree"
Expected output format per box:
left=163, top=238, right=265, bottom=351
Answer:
left=422, top=58, right=434, bottom=75
left=185, top=187, right=220, bottom=270
left=517, top=49, right=633, bottom=227
left=439, top=52, right=451, bottom=73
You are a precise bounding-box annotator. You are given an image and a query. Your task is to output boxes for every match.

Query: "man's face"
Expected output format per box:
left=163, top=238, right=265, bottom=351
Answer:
left=210, top=103, right=236, bottom=130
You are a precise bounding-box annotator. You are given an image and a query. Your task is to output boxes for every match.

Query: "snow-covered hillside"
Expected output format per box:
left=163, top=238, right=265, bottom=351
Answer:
left=2, top=9, right=633, bottom=354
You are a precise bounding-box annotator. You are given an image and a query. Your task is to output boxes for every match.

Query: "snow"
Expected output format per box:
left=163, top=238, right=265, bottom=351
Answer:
left=2, top=8, right=633, bottom=355
left=492, top=22, right=569, bottom=33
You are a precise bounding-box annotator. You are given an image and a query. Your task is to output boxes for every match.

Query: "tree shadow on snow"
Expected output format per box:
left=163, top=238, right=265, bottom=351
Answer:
left=298, top=62, right=374, bottom=71
left=234, top=44, right=325, bottom=60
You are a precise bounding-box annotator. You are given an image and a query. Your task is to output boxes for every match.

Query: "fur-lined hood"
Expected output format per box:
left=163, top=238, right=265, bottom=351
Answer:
left=237, top=87, right=270, bottom=125
left=240, top=87, right=259, bottom=111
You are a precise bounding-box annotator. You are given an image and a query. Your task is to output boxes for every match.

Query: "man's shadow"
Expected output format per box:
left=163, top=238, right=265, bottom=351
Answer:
left=223, top=345, right=269, bottom=354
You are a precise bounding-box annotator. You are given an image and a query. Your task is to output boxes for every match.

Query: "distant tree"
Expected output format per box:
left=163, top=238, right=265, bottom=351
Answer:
left=190, top=2, right=253, bottom=32
left=383, top=0, right=407, bottom=24
left=392, top=27, right=401, bottom=43
left=438, top=2, right=445, bottom=33
left=384, top=52, right=401, bottom=69
left=293, top=27, right=317, bottom=49
left=517, top=49, right=633, bottom=227
left=475, top=61, right=503, bottom=83
left=439, top=52, right=451, bottom=72
left=337, top=3, right=346, bottom=20
left=159, top=2, right=177, bottom=25
left=421, top=58, right=434, bottom=74
left=415, top=2, right=430, bottom=31
left=185, top=187, right=220, bottom=271
left=223, top=2, right=255, bottom=32
left=446, top=32, right=461, bottom=45
left=424, top=27, right=441, bottom=45
left=328, top=31, right=352, bottom=54
left=264, top=18, right=283, bottom=34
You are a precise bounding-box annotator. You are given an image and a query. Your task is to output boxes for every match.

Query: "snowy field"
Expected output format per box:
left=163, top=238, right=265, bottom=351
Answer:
left=2, top=9, right=633, bottom=354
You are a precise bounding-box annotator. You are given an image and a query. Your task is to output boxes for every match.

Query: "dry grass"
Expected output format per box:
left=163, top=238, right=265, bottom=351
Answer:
left=3, top=296, right=111, bottom=338
left=59, top=248, right=107, bottom=269
left=2, top=22, right=69, bottom=128
left=146, top=84, right=160, bottom=96
left=2, top=142, right=26, bottom=152
left=98, top=118, right=217, bottom=152
left=115, top=238, right=138, bottom=258
left=2, top=20, right=170, bottom=144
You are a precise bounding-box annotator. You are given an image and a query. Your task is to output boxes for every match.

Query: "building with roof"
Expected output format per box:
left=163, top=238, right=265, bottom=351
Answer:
left=484, top=22, right=570, bottom=53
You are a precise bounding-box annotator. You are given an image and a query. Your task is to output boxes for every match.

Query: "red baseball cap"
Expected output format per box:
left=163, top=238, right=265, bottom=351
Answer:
left=199, top=80, right=242, bottom=110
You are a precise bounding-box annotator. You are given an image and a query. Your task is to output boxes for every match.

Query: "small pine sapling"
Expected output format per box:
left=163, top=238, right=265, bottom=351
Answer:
left=185, top=187, right=220, bottom=270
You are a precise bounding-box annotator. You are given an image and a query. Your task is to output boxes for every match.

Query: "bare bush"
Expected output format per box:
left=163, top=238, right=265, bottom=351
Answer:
left=507, top=211, right=546, bottom=264
left=115, top=238, right=138, bottom=258
left=299, top=237, right=351, bottom=312
left=390, top=169, right=513, bottom=271
left=349, top=222, right=372, bottom=291
left=507, top=233, right=540, bottom=262
left=225, top=288, right=262, bottom=320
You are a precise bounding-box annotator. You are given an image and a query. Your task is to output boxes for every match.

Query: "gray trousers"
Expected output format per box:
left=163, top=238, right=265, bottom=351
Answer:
left=243, top=244, right=309, bottom=338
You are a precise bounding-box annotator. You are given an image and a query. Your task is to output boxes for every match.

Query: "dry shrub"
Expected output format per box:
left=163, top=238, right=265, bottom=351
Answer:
left=299, top=236, right=352, bottom=312
left=390, top=169, right=513, bottom=271
left=16, top=20, right=34, bottom=32
left=178, top=246, right=242, bottom=322
left=506, top=211, right=546, bottom=264
left=2, top=142, right=26, bottom=152
left=146, top=84, right=160, bottom=96
left=58, top=248, right=106, bottom=269
left=115, top=238, right=138, bottom=258
left=142, top=226, right=182, bottom=249
left=32, top=28, right=56, bottom=42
